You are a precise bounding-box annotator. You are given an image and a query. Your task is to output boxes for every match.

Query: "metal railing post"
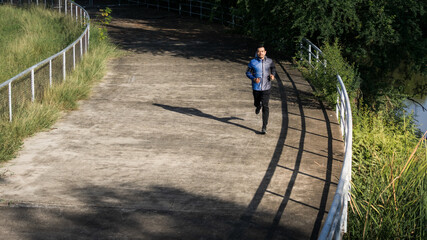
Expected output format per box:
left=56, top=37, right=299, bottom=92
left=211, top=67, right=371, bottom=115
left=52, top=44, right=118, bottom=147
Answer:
left=88, top=26, right=90, bottom=52
left=8, top=83, right=12, bottom=122
left=308, top=45, right=312, bottom=64
left=85, top=30, right=88, bottom=54
left=58, top=0, right=61, bottom=13
left=300, top=41, right=303, bottom=61
left=335, top=87, right=342, bottom=126
left=31, top=68, right=35, bottom=102
left=63, top=51, right=66, bottom=81
left=73, top=44, right=76, bottom=69
left=65, top=0, right=67, bottom=14
left=49, top=59, right=52, bottom=87
left=80, top=38, right=83, bottom=59
left=316, top=50, right=319, bottom=69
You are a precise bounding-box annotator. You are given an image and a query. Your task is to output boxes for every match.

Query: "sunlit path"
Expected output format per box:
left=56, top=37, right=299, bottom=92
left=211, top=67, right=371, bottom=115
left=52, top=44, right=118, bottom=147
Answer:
left=0, top=6, right=344, bottom=239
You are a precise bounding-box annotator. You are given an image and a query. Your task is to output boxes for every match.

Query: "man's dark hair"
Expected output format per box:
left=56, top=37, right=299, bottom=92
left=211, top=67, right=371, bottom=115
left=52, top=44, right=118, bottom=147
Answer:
left=257, top=43, right=265, bottom=50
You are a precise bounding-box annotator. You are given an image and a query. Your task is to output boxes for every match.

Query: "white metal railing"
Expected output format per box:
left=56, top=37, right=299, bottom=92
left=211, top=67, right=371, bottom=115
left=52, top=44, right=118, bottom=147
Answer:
left=142, top=0, right=243, bottom=27
left=0, top=0, right=90, bottom=122
left=300, top=38, right=353, bottom=240
left=300, top=38, right=327, bottom=71
left=83, top=0, right=243, bottom=27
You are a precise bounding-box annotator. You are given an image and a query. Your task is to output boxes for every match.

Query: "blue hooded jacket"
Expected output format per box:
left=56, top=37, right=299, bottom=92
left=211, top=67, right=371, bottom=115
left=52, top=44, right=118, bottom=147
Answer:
left=246, top=56, right=276, bottom=91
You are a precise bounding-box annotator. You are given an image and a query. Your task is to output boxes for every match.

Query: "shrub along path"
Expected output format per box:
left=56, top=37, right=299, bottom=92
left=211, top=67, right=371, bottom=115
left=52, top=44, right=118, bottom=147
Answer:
left=0, top=6, right=344, bottom=239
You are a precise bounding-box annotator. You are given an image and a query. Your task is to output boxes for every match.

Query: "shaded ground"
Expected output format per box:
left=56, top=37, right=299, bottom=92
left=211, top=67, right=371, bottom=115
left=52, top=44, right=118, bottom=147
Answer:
left=0, top=6, right=344, bottom=239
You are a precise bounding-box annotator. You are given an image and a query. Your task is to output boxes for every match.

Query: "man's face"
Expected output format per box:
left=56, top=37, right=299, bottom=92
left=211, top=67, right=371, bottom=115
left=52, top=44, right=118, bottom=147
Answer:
left=257, top=47, right=266, bottom=59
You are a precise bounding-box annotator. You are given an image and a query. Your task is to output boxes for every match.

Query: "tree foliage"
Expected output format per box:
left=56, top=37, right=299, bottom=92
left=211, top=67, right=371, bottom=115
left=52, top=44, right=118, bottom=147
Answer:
left=227, top=0, right=426, bottom=105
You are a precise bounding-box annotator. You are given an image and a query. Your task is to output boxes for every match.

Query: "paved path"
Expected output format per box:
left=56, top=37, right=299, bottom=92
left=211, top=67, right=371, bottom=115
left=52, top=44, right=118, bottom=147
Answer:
left=0, top=7, right=344, bottom=240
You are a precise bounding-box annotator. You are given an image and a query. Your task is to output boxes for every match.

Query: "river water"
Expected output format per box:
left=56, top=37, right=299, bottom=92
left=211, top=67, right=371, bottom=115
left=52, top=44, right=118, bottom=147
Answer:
left=405, top=97, right=427, bottom=135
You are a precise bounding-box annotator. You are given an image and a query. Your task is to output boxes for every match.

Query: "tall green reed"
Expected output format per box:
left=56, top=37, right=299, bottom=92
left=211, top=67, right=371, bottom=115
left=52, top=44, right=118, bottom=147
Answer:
left=349, top=110, right=426, bottom=239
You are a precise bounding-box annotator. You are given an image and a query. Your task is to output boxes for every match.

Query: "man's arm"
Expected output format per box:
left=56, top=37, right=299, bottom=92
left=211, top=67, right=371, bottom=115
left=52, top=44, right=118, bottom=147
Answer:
left=271, top=61, right=276, bottom=76
left=246, top=65, right=260, bottom=83
left=269, top=60, right=277, bottom=80
left=246, top=65, right=255, bottom=80
left=246, top=61, right=261, bottom=83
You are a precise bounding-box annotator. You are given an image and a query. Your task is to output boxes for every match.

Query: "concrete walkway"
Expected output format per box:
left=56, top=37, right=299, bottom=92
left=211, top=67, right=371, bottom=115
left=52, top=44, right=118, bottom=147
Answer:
left=0, top=7, right=344, bottom=239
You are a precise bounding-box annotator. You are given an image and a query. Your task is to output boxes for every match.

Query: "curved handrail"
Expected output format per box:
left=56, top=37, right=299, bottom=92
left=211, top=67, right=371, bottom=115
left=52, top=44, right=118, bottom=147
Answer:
left=0, top=0, right=90, bottom=121
left=93, top=0, right=244, bottom=27
left=300, top=38, right=353, bottom=240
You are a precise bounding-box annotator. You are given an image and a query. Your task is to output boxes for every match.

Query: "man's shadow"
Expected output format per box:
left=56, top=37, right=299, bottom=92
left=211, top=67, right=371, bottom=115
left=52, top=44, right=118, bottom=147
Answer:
left=153, top=103, right=261, bottom=134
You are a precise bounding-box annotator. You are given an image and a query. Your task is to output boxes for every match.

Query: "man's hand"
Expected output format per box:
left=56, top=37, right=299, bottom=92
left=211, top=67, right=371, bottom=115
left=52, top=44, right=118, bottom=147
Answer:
left=269, top=74, right=275, bottom=80
left=254, top=78, right=260, bottom=83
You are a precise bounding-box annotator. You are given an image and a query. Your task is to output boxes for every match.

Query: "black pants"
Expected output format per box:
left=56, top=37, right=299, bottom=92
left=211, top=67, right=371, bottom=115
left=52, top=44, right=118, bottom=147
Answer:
left=253, top=89, right=270, bottom=128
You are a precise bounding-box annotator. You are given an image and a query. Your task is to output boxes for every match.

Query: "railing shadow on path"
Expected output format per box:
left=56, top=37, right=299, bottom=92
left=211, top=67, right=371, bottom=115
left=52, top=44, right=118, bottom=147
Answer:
left=300, top=67, right=334, bottom=240
left=0, top=2, right=343, bottom=240
left=278, top=62, right=335, bottom=240
left=88, top=4, right=339, bottom=239
left=104, top=7, right=339, bottom=238
left=227, top=62, right=337, bottom=239
left=263, top=63, right=307, bottom=240
left=226, top=70, right=290, bottom=239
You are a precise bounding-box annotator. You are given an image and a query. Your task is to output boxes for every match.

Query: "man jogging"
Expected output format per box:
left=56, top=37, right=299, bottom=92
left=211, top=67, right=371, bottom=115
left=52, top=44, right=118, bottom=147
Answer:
left=246, top=45, right=276, bottom=134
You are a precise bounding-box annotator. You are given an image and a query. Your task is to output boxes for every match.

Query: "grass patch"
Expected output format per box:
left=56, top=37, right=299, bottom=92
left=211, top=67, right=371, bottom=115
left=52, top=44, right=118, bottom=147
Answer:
left=0, top=5, right=81, bottom=83
left=0, top=14, right=121, bottom=162
left=349, top=110, right=426, bottom=239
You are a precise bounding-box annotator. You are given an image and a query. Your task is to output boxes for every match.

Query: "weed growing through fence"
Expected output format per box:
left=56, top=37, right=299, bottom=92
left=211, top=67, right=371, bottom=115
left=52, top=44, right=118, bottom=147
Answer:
left=97, top=7, right=112, bottom=41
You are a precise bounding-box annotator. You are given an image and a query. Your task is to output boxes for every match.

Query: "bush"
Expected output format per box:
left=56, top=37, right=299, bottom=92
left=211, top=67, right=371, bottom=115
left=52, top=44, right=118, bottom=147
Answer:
left=298, top=39, right=360, bottom=107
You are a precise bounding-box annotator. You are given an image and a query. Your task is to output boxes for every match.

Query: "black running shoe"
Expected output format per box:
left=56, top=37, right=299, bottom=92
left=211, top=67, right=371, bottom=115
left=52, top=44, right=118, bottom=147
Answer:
left=261, top=126, right=267, bottom=134
left=255, top=106, right=261, bottom=115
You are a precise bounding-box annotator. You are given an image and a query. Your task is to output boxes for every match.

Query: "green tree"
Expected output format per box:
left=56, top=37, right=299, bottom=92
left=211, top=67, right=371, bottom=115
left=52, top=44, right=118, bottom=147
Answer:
left=236, top=0, right=426, bottom=106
